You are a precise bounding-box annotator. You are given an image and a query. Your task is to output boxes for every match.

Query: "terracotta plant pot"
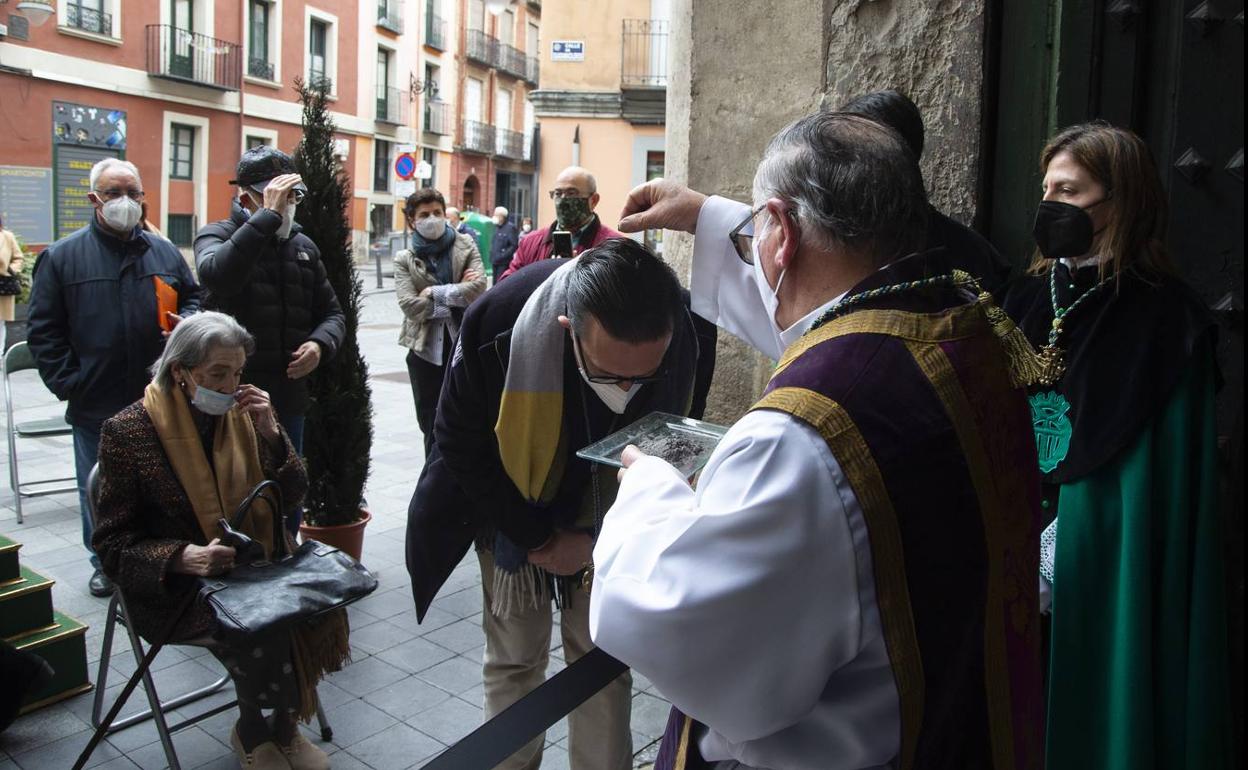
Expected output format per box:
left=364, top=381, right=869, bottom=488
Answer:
left=299, top=509, right=371, bottom=562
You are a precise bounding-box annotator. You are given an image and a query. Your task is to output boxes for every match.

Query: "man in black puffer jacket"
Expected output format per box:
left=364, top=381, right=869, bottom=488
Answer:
left=193, top=146, right=345, bottom=459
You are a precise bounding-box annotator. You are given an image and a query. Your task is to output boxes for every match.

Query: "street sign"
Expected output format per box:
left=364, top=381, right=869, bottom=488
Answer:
left=415, top=160, right=432, bottom=180
left=395, top=180, right=416, bottom=198
left=551, top=41, right=585, bottom=61
left=394, top=153, right=416, bottom=180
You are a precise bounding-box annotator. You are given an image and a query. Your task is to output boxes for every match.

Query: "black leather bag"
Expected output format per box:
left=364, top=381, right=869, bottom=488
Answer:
left=198, top=480, right=378, bottom=644
left=0, top=271, right=21, bottom=296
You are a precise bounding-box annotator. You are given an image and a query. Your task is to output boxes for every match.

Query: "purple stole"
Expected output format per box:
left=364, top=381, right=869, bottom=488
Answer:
left=656, top=295, right=1045, bottom=770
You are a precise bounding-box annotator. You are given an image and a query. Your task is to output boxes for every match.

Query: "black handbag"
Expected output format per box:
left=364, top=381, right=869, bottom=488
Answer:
left=0, top=270, right=21, bottom=296
left=201, top=479, right=378, bottom=644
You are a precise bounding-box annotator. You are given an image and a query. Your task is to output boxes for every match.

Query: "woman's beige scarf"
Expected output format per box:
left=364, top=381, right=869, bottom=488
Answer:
left=143, top=382, right=350, bottom=720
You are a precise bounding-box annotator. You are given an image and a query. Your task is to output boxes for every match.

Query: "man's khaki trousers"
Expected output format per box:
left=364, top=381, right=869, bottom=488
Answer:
left=478, top=550, right=633, bottom=770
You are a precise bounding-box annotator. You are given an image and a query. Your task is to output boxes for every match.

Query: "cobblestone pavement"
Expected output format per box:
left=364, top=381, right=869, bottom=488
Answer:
left=0, top=271, right=668, bottom=769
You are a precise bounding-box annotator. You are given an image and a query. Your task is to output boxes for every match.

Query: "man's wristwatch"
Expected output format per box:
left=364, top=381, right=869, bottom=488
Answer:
left=579, top=562, right=595, bottom=594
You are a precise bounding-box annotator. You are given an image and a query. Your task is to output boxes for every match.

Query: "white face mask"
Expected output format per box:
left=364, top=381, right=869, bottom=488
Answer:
left=750, top=216, right=787, bottom=334
left=99, top=196, right=142, bottom=234
left=571, top=330, right=643, bottom=415
left=416, top=216, right=445, bottom=240
left=584, top=377, right=641, bottom=415
left=275, top=202, right=297, bottom=240
left=521, top=224, right=532, bottom=233
left=185, top=374, right=236, bottom=416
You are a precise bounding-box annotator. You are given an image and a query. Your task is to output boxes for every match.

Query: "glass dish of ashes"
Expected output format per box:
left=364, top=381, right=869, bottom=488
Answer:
left=576, top=412, right=730, bottom=478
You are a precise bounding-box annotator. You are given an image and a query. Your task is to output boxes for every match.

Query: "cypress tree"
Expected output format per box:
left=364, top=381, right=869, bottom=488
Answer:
left=293, top=79, right=373, bottom=526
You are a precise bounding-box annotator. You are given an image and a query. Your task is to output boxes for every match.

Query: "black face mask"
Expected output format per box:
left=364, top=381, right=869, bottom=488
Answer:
left=1032, top=199, right=1105, bottom=260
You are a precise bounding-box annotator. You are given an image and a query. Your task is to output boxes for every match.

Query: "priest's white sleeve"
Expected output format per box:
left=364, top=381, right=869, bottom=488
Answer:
left=688, top=196, right=783, bottom=361
left=590, top=410, right=870, bottom=744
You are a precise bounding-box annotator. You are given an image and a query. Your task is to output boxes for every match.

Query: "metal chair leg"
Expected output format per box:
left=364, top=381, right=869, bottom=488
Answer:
left=315, top=694, right=332, bottom=742
left=120, top=610, right=182, bottom=770
left=90, top=593, right=119, bottom=729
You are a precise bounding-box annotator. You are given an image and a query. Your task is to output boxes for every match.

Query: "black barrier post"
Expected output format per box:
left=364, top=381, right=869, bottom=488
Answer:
left=420, top=647, right=629, bottom=769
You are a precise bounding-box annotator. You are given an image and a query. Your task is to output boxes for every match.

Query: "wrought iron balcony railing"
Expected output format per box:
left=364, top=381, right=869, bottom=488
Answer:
left=376, top=86, right=406, bottom=125
left=248, top=57, right=275, bottom=80
left=146, top=25, right=242, bottom=91
left=461, top=119, right=494, bottom=154
left=498, top=43, right=527, bottom=79
left=620, top=18, right=669, bottom=88
left=425, top=13, right=447, bottom=50
left=495, top=126, right=525, bottom=160
left=307, top=73, right=334, bottom=93
left=377, top=1, right=403, bottom=33
left=66, top=3, right=112, bottom=36
left=466, top=28, right=498, bottom=67
left=424, top=100, right=450, bottom=135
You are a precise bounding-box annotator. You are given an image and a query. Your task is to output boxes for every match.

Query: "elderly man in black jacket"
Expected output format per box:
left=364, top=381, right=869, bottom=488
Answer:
left=194, top=146, right=345, bottom=468
left=406, top=238, right=716, bottom=770
left=28, top=157, right=202, bottom=596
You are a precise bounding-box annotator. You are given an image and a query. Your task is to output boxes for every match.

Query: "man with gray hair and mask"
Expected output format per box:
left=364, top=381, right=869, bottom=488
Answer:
left=194, top=146, right=345, bottom=485
left=27, top=157, right=202, bottom=597
left=590, top=112, right=1045, bottom=769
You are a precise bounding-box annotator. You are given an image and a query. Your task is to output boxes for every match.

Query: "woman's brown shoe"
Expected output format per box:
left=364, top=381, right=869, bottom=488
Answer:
left=230, top=726, right=291, bottom=769
left=280, top=732, right=331, bottom=770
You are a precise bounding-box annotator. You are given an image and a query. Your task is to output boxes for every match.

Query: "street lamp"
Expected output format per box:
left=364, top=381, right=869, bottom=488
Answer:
left=14, top=1, right=55, bottom=26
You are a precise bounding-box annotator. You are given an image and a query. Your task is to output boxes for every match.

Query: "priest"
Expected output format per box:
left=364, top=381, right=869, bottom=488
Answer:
left=590, top=112, right=1046, bottom=770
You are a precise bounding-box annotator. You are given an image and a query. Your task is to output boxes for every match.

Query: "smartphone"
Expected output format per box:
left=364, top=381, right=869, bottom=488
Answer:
left=551, top=231, right=573, bottom=259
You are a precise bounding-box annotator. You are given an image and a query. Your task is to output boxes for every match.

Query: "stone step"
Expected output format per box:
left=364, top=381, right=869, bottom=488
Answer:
left=11, top=610, right=93, bottom=714
left=0, top=533, right=19, bottom=583
left=0, top=565, right=56, bottom=639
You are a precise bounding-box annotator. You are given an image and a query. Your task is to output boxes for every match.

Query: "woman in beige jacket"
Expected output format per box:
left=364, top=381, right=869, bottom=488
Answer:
left=0, top=216, right=26, bottom=350
left=395, top=189, right=486, bottom=453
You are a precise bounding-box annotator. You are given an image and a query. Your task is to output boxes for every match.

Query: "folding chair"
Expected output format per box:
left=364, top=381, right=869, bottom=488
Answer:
left=3, top=341, right=76, bottom=524
left=85, top=465, right=332, bottom=770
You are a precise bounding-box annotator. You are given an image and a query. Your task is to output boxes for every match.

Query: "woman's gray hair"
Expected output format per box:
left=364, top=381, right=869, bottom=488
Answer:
left=150, top=312, right=255, bottom=390
left=751, top=111, right=928, bottom=264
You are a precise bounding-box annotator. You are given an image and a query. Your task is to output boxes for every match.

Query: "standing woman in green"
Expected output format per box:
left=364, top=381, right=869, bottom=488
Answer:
left=1004, top=121, right=1231, bottom=769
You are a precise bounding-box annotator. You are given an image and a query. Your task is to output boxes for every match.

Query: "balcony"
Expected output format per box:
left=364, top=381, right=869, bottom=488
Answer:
left=376, top=86, right=406, bottom=125
left=466, top=28, right=498, bottom=67
left=497, top=43, right=527, bottom=79
left=423, top=100, right=450, bottom=135
left=621, top=18, right=669, bottom=88
left=307, top=73, right=334, bottom=93
left=66, top=3, right=112, bottom=36
left=146, top=25, right=241, bottom=91
left=248, top=57, right=275, bottom=81
left=377, top=1, right=403, bottom=34
left=525, top=54, right=539, bottom=85
left=495, top=126, right=525, bottom=160
left=425, top=13, right=447, bottom=50
left=461, top=119, right=494, bottom=155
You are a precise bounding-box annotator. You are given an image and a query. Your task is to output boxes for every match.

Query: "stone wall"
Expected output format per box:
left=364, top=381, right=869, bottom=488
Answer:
left=666, top=0, right=989, bottom=422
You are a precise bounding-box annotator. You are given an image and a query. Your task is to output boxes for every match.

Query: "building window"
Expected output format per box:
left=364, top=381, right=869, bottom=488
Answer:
left=248, top=0, right=274, bottom=80
left=309, top=19, right=330, bottom=89
left=171, top=0, right=193, bottom=31
left=66, top=0, right=114, bottom=37
left=246, top=134, right=271, bottom=149
left=169, top=124, right=195, bottom=180
left=167, top=214, right=195, bottom=247
left=421, top=148, right=437, bottom=190
left=376, top=48, right=394, bottom=121
left=645, top=151, right=666, bottom=254
left=374, top=139, right=391, bottom=192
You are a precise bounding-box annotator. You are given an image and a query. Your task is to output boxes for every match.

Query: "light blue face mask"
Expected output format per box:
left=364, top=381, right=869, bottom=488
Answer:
left=186, top=374, right=236, bottom=416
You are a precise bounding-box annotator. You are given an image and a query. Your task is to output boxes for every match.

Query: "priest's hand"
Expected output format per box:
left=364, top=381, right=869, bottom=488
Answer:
left=172, top=538, right=236, bottom=577
left=618, top=179, right=708, bottom=235
left=528, top=530, right=593, bottom=576
left=616, top=444, right=649, bottom=483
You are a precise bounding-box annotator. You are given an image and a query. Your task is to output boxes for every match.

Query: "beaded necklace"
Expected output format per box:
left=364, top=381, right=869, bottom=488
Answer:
left=1030, top=262, right=1115, bottom=473
left=808, top=272, right=960, bottom=333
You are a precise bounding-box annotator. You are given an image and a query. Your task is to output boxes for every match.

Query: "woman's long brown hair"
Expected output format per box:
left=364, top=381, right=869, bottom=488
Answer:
left=1027, top=121, right=1177, bottom=281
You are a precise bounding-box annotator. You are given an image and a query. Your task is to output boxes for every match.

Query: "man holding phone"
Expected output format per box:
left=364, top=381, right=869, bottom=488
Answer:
left=496, top=166, right=626, bottom=281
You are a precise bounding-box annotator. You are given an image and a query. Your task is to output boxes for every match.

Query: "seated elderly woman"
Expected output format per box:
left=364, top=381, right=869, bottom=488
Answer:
left=92, top=311, right=345, bottom=770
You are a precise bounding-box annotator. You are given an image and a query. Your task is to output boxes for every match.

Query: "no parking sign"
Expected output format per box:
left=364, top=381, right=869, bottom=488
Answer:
left=394, top=153, right=416, bottom=180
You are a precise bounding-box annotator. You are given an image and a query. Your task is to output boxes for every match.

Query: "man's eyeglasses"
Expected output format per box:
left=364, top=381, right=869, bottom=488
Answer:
left=728, top=204, right=765, bottom=265
left=570, top=327, right=667, bottom=386
left=95, top=188, right=145, bottom=202
left=728, top=204, right=798, bottom=265
left=548, top=188, right=586, bottom=200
